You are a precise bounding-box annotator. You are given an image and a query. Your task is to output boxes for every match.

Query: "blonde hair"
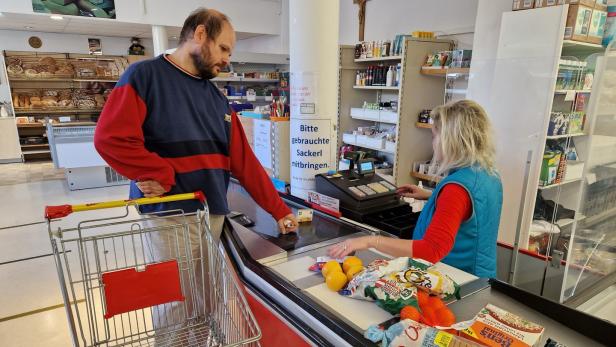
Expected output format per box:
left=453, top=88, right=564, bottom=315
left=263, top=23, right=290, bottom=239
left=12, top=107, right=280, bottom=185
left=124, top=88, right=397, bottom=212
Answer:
left=431, top=100, right=497, bottom=176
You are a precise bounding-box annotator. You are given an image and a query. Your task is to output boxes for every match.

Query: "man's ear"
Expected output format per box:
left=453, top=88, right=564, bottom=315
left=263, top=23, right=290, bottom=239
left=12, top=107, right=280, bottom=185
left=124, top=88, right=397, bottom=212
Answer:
left=193, top=24, right=207, bottom=43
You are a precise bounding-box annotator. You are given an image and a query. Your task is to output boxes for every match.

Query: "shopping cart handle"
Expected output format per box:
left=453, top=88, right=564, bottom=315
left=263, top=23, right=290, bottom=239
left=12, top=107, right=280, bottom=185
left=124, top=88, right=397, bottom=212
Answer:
left=45, top=191, right=206, bottom=219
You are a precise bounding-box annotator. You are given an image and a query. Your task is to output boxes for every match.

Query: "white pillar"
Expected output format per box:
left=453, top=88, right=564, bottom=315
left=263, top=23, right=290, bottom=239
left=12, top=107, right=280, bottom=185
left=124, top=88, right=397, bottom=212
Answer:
left=151, top=25, right=168, bottom=56
left=289, top=0, right=340, bottom=199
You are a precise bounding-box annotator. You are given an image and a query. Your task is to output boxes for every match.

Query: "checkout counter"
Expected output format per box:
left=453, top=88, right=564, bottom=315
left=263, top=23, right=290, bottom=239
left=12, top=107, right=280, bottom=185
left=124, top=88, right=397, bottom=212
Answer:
left=222, top=182, right=614, bottom=346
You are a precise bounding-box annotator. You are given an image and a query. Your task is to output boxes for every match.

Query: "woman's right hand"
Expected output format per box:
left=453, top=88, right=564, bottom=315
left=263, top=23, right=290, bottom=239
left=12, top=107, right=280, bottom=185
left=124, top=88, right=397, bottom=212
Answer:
left=396, top=184, right=432, bottom=200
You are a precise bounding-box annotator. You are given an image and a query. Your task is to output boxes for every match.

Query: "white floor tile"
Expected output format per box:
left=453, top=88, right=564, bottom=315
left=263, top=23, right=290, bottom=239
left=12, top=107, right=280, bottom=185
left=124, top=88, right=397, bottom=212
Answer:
left=0, top=306, right=73, bottom=347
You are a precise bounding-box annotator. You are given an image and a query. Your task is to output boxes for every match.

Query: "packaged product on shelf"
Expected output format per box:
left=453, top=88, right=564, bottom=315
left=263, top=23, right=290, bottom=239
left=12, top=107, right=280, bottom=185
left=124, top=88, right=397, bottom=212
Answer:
left=460, top=304, right=545, bottom=347
left=547, top=112, right=569, bottom=136
left=529, top=220, right=561, bottom=255
left=365, top=319, right=482, bottom=347
left=540, top=149, right=561, bottom=186
left=451, top=50, right=473, bottom=68
left=565, top=5, right=594, bottom=42
left=513, top=0, right=535, bottom=11
left=604, top=2, right=616, bottom=46
left=568, top=112, right=585, bottom=133
left=588, top=8, right=608, bottom=44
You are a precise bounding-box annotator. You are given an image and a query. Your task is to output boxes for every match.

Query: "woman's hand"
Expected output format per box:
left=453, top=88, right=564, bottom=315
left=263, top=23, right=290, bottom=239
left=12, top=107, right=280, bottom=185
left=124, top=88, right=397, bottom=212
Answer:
left=327, top=236, right=370, bottom=259
left=396, top=184, right=432, bottom=200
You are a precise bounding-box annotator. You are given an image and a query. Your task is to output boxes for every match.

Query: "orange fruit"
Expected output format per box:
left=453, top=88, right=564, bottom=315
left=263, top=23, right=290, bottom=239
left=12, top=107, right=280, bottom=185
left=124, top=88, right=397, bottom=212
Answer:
left=325, top=271, right=348, bottom=291
left=342, top=256, right=363, bottom=273
left=321, top=260, right=342, bottom=278
left=346, top=265, right=364, bottom=281
left=400, top=306, right=421, bottom=322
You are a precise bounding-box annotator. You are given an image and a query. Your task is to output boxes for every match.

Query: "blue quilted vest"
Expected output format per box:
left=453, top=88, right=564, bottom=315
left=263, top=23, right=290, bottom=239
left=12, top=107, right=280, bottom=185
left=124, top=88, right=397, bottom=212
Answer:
left=412, top=166, right=503, bottom=278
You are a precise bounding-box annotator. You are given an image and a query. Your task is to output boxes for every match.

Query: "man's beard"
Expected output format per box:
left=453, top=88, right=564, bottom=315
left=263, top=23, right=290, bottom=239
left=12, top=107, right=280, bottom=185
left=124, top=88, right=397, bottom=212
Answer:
left=189, top=43, right=219, bottom=79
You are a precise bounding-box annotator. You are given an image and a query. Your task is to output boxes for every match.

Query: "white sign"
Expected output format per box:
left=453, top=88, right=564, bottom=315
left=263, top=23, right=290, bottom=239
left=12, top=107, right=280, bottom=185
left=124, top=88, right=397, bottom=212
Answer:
left=253, top=119, right=272, bottom=169
left=290, top=71, right=318, bottom=118
left=290, top=118, right=332, bottom=196
left=308, top=191, right=340, bottom=212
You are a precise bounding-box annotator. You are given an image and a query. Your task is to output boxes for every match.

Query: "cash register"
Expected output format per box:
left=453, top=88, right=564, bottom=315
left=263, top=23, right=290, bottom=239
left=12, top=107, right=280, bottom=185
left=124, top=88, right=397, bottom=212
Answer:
left=315, top=151, right=418, bottom=238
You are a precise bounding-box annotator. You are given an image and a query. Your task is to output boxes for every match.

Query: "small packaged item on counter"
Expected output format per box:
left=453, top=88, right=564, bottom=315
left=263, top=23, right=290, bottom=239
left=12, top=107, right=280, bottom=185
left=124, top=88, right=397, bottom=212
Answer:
left=365, top=319, right=482, bottom=347
left=460, top=304, right=545, bottom=347
left=296, top=208, right=313, bottom=223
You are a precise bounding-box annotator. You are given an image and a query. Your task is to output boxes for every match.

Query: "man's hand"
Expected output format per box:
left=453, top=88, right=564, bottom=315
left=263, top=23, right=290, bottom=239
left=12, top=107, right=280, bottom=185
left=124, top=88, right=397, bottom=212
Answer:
left=136, top=180, right=166, bottom=198
left=396, top=184, right=432, bottom=200
left=277, top=213, right=299, bottom=234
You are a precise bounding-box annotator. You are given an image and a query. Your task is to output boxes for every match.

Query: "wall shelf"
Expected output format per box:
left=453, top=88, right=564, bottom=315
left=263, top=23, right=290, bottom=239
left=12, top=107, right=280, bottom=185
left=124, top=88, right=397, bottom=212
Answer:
left=546, top=133, right=585, bottom=140
left=350, top=114, right=398, bottom=125
left=352, top=85, right=399, bottom=90
left=421, top=67, right=470, bottom=76
left=415, top=122, right=432, bottom=129
left=15, top=108, right=103, bottom=115
left=342, top=139, right=395, bottom=154
left=410, top=171, right=441, bottom=183
left=537, top=178, right=582, bottom=190
left=354, top=55, right=402, bottom=63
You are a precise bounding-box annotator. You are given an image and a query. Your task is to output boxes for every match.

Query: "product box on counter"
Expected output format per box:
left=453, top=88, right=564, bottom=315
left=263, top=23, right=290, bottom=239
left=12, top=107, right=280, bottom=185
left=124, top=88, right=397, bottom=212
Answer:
left=565, top=4, right=594, bottom=41
left=595, top=0, right=608, bottom=11
left=460, top=304, right=545, bottom=347
left=570, top=0, right=598, bottom=7
left=534, top=0, right=571, bottom=8
left=513, top=0, right=535, bottom=10
left=588, top=9, right=608, bottom=43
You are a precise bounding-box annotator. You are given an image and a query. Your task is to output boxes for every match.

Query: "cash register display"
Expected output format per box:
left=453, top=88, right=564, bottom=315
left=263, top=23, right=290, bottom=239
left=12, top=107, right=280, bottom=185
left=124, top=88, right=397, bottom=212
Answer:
left=357, top=161, right=375, bottom=175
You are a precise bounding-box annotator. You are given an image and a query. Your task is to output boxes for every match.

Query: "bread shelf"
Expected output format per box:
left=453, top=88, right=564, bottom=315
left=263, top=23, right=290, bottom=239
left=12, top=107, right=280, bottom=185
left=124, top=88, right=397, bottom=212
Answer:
left=410, top=171, right=441, bottom=183
left=16, top=123, right=45, bottom=128
left=14, top=108, right=103, bottom=115
left=9, top=77, right=118, bottom=83
left=415, top=122, right=433, bottom=129
left=20, top=143, right=49, bottom=149
left=420, top=67, right=470, bottom=76
left=354, top=55, right=402, bottom=63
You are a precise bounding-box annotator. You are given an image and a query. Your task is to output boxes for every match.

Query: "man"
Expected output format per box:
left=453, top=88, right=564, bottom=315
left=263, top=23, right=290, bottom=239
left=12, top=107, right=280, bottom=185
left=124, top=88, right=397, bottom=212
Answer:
left=94, top=8, right=298, bottom=238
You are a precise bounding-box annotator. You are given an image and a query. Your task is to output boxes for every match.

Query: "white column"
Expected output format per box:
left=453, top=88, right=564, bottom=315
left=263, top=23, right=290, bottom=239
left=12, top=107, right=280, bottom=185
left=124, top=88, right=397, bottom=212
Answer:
left=289, top=0, right=340, bottom=199
left=151, top=25, right=168, bottom=56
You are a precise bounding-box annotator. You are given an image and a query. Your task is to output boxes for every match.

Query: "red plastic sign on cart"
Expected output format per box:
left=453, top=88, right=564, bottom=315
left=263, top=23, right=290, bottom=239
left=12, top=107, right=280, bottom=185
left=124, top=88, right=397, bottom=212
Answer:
left=101, top=260, right=185, bottom=319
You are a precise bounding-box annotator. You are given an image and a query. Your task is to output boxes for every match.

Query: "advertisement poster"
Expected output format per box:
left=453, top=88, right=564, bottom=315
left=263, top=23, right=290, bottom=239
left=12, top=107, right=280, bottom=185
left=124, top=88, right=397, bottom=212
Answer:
left=88, top=38, right=102, bottom=55
left=290, top=71, right=318, bottom=119
left=32, top=0, right=116, bottom=19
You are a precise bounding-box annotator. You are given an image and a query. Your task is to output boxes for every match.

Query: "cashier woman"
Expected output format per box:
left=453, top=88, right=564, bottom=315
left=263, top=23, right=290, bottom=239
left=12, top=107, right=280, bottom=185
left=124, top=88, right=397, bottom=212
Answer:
left=328, top=100, right=503, bottom=278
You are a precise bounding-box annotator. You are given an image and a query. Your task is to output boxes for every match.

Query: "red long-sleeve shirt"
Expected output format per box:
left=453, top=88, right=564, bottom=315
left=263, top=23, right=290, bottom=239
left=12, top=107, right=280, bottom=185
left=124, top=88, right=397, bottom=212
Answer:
left=412, top=184, right=472, bottom=264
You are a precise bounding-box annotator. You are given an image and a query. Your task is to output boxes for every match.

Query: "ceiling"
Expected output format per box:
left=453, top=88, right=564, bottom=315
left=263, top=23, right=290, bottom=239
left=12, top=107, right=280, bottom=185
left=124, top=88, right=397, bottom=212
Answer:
left=0, top=12, right=264, bottom=40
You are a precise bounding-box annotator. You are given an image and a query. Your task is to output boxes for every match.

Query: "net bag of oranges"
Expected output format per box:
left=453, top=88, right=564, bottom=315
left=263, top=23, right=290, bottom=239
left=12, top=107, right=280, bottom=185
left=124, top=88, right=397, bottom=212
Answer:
left=341, top=257, right=460, bottom=315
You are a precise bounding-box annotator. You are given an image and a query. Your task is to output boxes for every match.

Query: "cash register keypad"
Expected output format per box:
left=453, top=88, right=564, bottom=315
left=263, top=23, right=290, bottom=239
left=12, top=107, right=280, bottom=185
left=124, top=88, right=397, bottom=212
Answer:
left=367, top=182, right=389, bottom=194
left=379, top=180, right=396, bottom=191
left=357, top=185, right=377, bottom=195
left=348, top=186, right=366, bottom=197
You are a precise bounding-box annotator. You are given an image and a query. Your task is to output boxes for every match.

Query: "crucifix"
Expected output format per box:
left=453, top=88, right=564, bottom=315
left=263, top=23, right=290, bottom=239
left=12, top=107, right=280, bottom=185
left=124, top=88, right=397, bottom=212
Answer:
left=353, top=0, right=369, bottom=41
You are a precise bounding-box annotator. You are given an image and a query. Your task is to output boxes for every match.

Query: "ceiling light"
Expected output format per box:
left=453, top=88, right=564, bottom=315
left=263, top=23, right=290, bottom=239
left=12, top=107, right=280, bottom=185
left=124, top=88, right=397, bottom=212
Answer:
left=0, top=12, right=4, bottom=16
left=50, top=15, right=64, bottom=20
left=171, top=36, right=178, bottom=40
left=24, top=26, right=33, bottom=29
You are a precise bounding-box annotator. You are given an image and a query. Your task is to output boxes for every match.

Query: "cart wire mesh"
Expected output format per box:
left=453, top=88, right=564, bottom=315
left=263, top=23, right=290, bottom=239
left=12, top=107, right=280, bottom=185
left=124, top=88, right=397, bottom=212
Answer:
left=47, top=204, right=261, bottom=347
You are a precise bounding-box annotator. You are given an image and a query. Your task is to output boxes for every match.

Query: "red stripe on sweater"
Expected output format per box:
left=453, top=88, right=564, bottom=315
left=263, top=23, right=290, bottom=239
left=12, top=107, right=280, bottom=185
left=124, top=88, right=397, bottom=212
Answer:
left=165, top=154, right=230, bottom=173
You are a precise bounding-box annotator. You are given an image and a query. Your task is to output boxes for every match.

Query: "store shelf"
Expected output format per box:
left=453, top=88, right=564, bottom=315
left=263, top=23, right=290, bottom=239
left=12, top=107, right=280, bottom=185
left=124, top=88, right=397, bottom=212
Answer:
left=350, top=114, right=398, bottom=124
left=227, top=95, right=273, bottom=101
left=546, top=132, right=586, bottom=140
left=14, top=108, right=103, bottom=115
left=554, top=89, right=591, bottom=94
left=354, top=55, right=402, bottom=63
left=9, top=77, right=118, bottom=83
left=212, top=77, right=279, bottom=83
left=555, top=215, right=586, bottom=228
left=561, top=40, right=606, bottom=54
left=16, top=123, right=45, bottom=128
left=445, top=88, right=467, bottom=95
left=342, top=139, right=395, bottom=154
left=537, top=178, right=582, bottom=190
left=20, top=143, right=49, bottom=149
left=73, top=78, right=118, bottom=83
left=415, top=122, right=432, bottom=129
left=353, top=85, right=399, bottom=90
left=420, top=67, right=470, bottom=76
left=410, top=171, right=441, bottom=183
left=22, top=149, right=51, bottom=155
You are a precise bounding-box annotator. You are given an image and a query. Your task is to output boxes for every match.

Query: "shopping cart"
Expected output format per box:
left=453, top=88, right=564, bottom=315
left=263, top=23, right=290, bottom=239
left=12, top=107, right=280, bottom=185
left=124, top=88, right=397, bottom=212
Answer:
left=45, top=192, right=261, bottom=347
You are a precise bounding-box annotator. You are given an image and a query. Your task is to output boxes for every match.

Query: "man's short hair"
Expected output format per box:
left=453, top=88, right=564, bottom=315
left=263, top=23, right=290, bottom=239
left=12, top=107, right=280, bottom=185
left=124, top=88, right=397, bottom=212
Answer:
left=179, top=8, right=230, bottom=44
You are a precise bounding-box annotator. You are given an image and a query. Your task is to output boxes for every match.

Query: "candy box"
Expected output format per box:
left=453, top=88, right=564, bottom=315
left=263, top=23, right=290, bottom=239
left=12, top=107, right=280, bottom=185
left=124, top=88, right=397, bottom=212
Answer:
left=460, top=304, right=545, bottom=347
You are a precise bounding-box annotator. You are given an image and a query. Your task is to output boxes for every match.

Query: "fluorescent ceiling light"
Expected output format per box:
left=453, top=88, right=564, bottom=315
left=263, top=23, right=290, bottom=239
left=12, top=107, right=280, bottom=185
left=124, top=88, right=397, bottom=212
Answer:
left=50, top=15, right=64, bottom=20
left=24, top=26, right=33, bottom=29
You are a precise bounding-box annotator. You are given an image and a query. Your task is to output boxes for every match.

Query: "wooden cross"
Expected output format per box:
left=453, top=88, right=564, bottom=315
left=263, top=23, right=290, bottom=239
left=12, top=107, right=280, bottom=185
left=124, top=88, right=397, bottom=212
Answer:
left=353, top=0, right=369, bottom=41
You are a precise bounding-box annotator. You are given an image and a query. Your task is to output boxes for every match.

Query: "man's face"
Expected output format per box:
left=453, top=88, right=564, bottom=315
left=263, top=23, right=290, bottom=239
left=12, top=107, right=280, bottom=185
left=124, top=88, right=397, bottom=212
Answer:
left=190, top=22, right=235, bottom=79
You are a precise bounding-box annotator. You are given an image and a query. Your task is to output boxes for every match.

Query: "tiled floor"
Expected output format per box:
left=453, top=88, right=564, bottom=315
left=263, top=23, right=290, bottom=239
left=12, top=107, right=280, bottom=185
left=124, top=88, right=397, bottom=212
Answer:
left=0, top=161, right=65, bottom=186
left=0, top=163, right=130, bottom=347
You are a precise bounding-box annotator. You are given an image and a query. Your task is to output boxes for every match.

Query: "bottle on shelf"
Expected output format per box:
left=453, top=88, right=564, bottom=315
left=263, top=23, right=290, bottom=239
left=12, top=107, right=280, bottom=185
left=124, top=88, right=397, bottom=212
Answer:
left=395, top=63, right=401, bottom=86
left=356, top=70, right=361, bottom=86
left=386, top=66, right=393, bottom=87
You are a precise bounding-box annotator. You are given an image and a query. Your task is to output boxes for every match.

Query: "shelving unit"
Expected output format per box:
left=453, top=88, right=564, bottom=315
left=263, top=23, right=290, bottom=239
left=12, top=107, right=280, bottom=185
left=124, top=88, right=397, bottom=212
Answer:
left=410, top=171, right=441, bottom=183
left=338, top=38, right=454, bottom=186
left=420, top=67, right=470, bottom=76
left=342, top=139, right=395, bottom=154
left=546, top=133, right=585, bottom=140
left=537, top=178, right=582, bottom=190
left=415, top=122, right=432, bottom=129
